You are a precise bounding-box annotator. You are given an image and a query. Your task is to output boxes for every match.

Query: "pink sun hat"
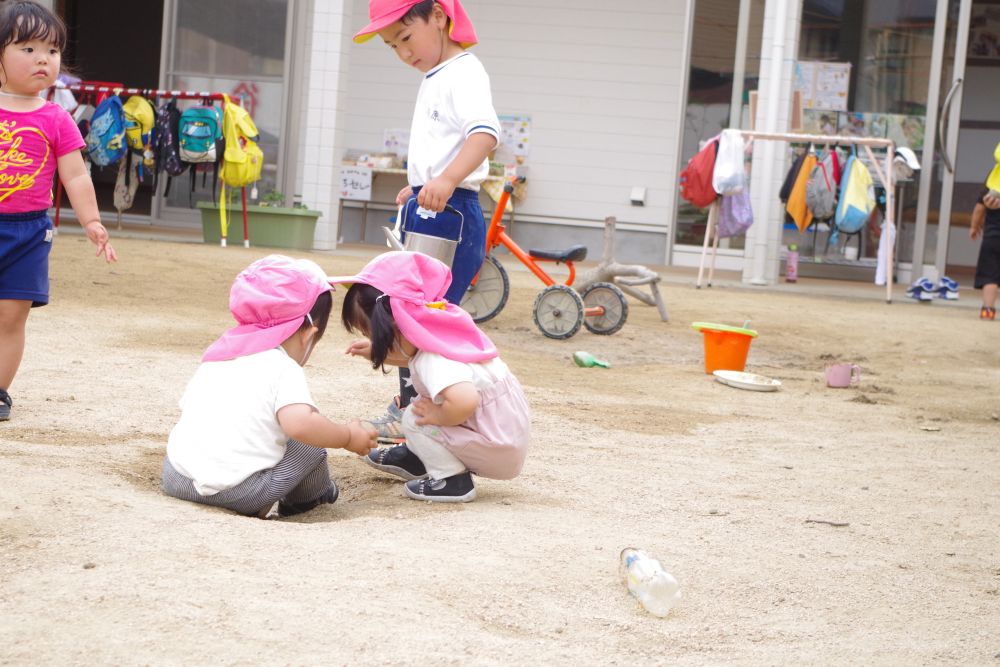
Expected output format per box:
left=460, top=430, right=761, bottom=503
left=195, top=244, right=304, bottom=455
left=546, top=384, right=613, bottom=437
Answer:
left=328, top=251, right=496, bottom=363
left=202, top=255, right=333, bottom=362
left=353, top=0, right=478, bottom=48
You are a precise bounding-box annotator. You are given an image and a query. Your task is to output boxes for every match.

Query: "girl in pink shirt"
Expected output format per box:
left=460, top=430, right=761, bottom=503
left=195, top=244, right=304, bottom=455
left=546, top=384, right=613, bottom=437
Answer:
left=0, top=1, right=116, bottom=422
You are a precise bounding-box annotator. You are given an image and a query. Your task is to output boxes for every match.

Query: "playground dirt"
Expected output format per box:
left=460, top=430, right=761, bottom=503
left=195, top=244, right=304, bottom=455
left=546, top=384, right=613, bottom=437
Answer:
left=1, top=236, right=998, bottom=666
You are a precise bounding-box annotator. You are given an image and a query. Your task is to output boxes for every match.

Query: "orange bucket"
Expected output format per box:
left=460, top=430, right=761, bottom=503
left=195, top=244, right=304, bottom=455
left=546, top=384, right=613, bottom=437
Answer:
left=691, top=322, right=758, bottom=374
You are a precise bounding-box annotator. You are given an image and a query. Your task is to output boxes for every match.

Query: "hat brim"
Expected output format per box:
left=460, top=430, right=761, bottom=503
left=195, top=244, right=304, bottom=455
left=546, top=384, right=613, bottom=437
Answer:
left=353, top=6, right=412, bottom=44
left=202, top=318, right=304, bottom=362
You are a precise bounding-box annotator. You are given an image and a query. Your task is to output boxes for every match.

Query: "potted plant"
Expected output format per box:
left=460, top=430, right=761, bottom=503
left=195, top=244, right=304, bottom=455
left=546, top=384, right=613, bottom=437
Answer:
left=197, top=190, right=323, bottom=250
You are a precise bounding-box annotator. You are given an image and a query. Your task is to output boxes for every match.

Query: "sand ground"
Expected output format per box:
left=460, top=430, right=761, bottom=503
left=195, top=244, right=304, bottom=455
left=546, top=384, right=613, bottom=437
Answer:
left=1, top=234, right=998, bottom=666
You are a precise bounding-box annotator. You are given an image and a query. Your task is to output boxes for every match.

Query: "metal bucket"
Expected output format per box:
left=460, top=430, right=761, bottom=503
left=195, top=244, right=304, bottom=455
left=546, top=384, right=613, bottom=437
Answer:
left=399, top=201, right=464, bottom=266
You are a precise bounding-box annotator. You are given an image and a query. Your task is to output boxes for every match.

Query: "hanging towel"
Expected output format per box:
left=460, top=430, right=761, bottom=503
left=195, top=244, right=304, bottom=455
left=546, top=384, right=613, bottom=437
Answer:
left=786, top=152, right=817, bottom=232
left=875, top=218, right=896, bottom=286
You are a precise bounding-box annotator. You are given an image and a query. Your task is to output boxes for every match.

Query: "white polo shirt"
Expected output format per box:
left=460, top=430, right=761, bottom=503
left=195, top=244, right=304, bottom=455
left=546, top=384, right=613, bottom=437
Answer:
left=407, top=52, right=500, bottom=192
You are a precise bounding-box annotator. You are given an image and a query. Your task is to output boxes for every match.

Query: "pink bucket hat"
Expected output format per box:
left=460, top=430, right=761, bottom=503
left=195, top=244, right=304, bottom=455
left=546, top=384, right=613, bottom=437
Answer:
left=202, top=255, right=332, bottom=362
left=353, top=0, right=478, bottom=48
left=329, top=251, right=496, bottom=363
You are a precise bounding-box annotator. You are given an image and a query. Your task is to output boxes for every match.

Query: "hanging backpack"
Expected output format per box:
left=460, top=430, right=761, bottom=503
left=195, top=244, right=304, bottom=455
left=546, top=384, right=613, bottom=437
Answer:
left=717, top=190, right=754, bottom=238
left=218, top=94, right=265, bottom=239
left=805, top=149, right=840, bottom=221
left=151, top=99, right=187, bottom=195
left=679, top=137, right=719, bottom=208
left=178, top=105, right=223, bottom=164
left=122, top=95, right=154, bottom=155
left=84, top=96, right=126, bottom=167
left=832, top=148, right=875, bottom=245
left=219, top=94, right=263, bottom=189
left=178, top=103, right=224, bottom=201
left=786, top=151, right=817, bottom=233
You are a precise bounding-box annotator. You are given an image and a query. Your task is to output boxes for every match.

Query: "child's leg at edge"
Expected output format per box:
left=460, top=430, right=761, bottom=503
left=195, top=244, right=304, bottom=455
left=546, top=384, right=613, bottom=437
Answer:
left=401, top=408, right=467, bottom=480
left=0, top=299, right=32, bottom=390
left=983, top=283, right=998, bottom=309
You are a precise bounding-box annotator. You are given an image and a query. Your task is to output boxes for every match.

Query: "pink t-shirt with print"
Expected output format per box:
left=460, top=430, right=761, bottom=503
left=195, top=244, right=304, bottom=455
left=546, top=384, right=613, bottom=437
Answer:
left=0, top=101, right=85, bottom=213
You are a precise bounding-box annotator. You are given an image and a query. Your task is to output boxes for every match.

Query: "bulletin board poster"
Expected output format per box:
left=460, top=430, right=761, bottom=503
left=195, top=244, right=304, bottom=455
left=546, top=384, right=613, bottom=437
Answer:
left=794, top=61, right=851, bottom=111
left=340, top=166, right=372, bottom=201
left=495, top=114, right=531, bottom=164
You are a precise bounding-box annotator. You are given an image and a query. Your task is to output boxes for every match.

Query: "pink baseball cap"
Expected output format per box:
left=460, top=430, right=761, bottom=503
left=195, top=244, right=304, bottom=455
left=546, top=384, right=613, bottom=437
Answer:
left=202, top=255, right=333, bottom=362
left=328, top=251, right=497, bottom=363
left=353, top=0, right=478, bottom=48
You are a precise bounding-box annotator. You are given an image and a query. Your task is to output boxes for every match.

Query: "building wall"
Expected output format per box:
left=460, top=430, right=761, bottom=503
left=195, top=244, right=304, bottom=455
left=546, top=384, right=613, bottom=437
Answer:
left=321, top=0, right=691, bottom=263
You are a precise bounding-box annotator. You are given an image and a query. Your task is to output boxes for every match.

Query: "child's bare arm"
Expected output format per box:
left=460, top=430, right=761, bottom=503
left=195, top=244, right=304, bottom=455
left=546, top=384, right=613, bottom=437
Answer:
left=417, top=133, right=497, bottom=212
left=57, top=150, right=117, bottom=262
left=971, top=203, right=986, bottom=240
left=409, top=381, right=479, bottom=427
left=277, top=403, right=376, bottom=455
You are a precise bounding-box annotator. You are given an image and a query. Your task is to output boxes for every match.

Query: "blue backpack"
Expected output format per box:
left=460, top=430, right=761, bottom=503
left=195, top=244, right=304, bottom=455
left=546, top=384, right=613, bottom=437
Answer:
left=84, top=96, right=126, bottom=167
left=178, top=105, right=223, bottom=164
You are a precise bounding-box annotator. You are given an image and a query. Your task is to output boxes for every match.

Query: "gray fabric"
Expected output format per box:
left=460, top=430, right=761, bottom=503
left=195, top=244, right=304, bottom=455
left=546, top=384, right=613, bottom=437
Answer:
left=161, top=439, right=331, bottom=516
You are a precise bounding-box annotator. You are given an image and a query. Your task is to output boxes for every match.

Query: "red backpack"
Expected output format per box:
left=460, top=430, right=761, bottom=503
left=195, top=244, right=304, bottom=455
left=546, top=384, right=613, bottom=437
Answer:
left=680, top=138, right=720, bottom=208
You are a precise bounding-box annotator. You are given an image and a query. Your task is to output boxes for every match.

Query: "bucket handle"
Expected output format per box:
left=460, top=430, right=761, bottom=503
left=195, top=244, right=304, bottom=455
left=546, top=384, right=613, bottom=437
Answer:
left=401, top=200, right=464, bottom=244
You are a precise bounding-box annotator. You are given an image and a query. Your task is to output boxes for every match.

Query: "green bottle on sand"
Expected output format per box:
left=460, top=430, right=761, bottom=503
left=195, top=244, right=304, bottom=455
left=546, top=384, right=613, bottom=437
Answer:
left=573, top=351, right=610, bottom=368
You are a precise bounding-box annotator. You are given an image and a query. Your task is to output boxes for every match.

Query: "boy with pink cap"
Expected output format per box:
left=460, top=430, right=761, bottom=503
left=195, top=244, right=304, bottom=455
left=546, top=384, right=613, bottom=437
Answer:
left=162, top=255, right=377, bottom=518
left=333, top=251, right=530, bottom=503
left=354, top=0, right=500, bottom=443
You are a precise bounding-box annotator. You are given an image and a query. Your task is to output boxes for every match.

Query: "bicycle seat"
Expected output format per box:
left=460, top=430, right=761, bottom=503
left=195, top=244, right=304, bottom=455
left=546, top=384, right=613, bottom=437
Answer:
left=528, top=244, right=588, bottom=263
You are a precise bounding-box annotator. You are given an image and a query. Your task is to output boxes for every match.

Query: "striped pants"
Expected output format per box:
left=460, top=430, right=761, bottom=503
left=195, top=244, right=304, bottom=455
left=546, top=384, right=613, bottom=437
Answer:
left=161, top=439, right=332, bottom=517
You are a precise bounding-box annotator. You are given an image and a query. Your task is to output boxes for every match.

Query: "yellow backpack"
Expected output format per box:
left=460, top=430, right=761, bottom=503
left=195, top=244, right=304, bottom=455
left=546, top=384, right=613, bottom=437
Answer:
left=218, top=94, right=264, bottom=239
left=122, top=95, right=154, bottom=155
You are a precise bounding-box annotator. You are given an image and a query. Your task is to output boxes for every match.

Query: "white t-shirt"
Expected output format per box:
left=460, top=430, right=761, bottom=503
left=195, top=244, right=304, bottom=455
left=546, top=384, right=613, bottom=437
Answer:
left=167, top=348, right=316, bottom=495
left=407, top=51, right=500, bottom=192
left=410, top=351, right=510, bottom=403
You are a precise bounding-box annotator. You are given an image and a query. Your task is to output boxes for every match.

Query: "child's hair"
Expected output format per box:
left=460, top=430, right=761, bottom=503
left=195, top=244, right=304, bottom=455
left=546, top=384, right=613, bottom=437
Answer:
left=400, top=0, right=438, bottom=27
left=341, top=283, right=399, bottom=372
left=301, top=291, right=333, bottom=343
left=0, top=1, right=68, bottom=53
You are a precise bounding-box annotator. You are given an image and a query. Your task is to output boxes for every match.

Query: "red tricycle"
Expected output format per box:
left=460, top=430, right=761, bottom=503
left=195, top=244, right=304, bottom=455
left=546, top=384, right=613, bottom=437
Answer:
left=460, top=179, right=628, bottom=339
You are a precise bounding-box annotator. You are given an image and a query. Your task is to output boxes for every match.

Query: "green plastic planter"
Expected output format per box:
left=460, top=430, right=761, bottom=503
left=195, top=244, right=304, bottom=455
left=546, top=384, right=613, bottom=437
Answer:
left=197, top=202, right=322, bottom=250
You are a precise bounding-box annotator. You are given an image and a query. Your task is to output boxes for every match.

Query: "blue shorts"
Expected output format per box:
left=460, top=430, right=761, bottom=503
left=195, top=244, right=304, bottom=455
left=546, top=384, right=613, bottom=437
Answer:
left=0, top=211, right=54, bottom=307
left=403, top=187, right=486, bottom=303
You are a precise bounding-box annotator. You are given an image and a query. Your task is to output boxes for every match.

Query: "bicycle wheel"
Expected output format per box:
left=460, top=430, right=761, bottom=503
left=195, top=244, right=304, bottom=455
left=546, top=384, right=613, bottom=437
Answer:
left=532, top=285, right=584, bottom=339
left=582, top=282, right=629, bottom=335
left=461, top=255, right=509, bottom=323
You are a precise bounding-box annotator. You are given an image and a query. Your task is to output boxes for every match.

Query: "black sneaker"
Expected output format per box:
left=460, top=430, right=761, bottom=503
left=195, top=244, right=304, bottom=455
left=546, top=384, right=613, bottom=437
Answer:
left=278, top=481, right=339, bottom=517
left=365, top=444, right=427, bottom=481
left=404, top=472, right=476, bottom=503
left=0, top=389, right=11, bottom=422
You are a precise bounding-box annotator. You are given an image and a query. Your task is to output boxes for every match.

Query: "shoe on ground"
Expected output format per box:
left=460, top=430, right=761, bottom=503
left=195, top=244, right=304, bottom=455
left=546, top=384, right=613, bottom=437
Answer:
left=937, top=276, right=959, bottom=300
left=278, top=481, right=339, bottom=517
left=365, top=443, right=427, bottom=481
left=980, top=306, right=996, bottom=321
left=365, top=396, right=405, bottom=445
left=906, top=277, right=936, bottom=301
left=404, top=472, right=476, bottom=503
left=0, top=389, right=11, bottom=422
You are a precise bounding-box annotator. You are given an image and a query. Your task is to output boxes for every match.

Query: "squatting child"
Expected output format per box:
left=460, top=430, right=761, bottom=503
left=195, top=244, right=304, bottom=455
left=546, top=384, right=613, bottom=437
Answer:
left=162, top=255, right=377, bottom=518
left=332, top=251, right=530, bottom=503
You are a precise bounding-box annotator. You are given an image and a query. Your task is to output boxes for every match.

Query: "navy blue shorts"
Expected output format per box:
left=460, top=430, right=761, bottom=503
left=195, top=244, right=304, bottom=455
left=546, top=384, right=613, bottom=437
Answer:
left=0, top=210, right=54, bottom=307
left=974, top=233, right=1000, bottom=288
left=403, top=187, right=486, bottom=304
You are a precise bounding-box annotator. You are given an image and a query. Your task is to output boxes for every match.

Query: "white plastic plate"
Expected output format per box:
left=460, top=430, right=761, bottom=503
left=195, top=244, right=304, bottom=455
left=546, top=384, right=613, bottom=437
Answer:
left=712, top=370, right=782, bottom=392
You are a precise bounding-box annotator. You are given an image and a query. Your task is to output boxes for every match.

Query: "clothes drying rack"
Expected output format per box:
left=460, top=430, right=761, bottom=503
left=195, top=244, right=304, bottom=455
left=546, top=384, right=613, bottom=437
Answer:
left=53, top=84, right=251, bottom=247
left=695, top=130, right=897, bottom=302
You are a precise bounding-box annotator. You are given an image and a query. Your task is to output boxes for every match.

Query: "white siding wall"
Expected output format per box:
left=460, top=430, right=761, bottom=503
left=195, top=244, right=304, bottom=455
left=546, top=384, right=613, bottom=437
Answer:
left=327, top=0, right=690, bottom=261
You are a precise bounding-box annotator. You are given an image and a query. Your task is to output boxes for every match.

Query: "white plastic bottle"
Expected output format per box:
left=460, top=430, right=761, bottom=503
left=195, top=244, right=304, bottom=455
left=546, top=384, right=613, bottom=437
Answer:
left=620, top=548, right=681, bottom=617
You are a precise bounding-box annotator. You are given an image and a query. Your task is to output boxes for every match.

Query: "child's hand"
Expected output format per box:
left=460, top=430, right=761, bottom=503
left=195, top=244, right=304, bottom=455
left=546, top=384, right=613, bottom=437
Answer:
left=345, top=420, right=377, bottom=455
left=416, top=176, right=457, bottom=213
left=345, top=338, right=372, bottom=360
left=408, top=396, right=444, bottom=426
left=395, top=185, right=413, bottom=206
left=85, top=221, right=117, bottom=262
